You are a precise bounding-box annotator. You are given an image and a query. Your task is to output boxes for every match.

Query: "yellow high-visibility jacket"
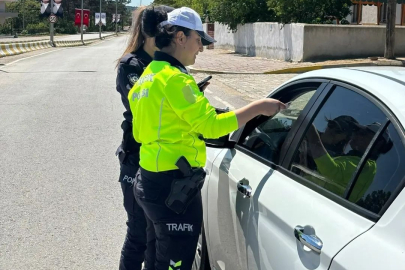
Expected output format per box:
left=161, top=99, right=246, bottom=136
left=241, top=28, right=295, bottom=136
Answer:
left=128, top=52, right=238, bottom=172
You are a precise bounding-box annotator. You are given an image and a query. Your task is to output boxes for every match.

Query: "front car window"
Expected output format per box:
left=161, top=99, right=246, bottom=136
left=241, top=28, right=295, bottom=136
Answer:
left=241, top=91, right=316, bottom=164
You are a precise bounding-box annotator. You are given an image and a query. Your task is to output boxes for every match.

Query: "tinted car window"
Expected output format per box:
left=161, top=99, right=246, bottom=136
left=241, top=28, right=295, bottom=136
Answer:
left=291, top=86, right=387, bottom=202
left=354, top=123, right=405, bottom=214
left=241, top=91, right=316, bottom=164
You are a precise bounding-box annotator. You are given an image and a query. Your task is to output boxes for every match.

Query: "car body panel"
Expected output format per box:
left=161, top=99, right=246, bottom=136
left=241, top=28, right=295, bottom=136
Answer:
left=206, top=148, right=374, bottom=270
left=203, top=67, right=405, bottom=270
left=330, top=188, right=405, bottom=270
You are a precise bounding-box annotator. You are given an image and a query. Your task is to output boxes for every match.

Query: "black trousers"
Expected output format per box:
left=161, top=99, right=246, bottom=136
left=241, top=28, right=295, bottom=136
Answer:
left=134, top=168, right=203, bottom=270
left=119, top=153, right=155, bottom=270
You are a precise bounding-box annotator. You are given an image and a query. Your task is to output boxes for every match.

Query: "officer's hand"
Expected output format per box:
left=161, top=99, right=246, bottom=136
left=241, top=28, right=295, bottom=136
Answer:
left=258, top=98, right=286, bottom=116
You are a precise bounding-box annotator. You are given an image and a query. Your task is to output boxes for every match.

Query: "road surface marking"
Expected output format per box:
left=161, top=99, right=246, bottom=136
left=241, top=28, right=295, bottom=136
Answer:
left=4, top=49, right=65, bottom=66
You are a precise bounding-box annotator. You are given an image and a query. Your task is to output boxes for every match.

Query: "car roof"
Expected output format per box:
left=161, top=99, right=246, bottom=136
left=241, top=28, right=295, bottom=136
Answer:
left=280, top=67, right=405, bottom=126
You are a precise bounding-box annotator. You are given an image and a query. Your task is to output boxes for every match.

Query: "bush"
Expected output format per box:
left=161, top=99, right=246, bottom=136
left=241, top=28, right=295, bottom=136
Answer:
left=26, top=22, right=48, bottom=34
left=55, top=20, right=77, bottom=34
left=20, top=29, right=28, bottom=35
left=0, top=21, right=11, bottom=34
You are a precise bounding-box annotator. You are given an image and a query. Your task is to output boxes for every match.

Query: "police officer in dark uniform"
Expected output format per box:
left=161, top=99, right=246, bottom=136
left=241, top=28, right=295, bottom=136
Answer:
left=115, top=5, right=174, bottom=270
left=128, top=7, right=285, bottom=270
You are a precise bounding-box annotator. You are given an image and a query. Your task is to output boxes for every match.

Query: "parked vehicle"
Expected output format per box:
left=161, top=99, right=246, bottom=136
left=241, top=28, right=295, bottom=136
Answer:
left=193, top=67, right=405, bottom=270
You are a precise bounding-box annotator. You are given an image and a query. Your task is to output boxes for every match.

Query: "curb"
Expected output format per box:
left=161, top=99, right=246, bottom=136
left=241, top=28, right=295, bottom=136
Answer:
left=188, top=67, right=264, bottom=75
left=263, top=62, right=377, bottom=74
left=0, top=38, right=49, bottom=44
left=0, top=34, right=116, bottom=58
left=0, top=40, right=53, bottom=57
left=189, top=61, right=404, bottom=75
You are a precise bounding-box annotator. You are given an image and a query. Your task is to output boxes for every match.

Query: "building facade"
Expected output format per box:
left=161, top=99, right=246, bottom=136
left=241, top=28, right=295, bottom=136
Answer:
left=346, top=1, right=405, bottom=25
left=0, top=0, right=18, bottom=24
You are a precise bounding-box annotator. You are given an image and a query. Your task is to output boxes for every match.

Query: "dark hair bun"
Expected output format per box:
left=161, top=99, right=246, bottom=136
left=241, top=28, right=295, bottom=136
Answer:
left=142, top=6, right=169, bottom=37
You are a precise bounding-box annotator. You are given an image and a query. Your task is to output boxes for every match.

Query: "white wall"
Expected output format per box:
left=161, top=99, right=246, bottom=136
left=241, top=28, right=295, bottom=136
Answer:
left=209, top=22, right=405, bottom=61
left=303, top=25, right=405, bottom=60
left=213, top=22, right=305, bottom=62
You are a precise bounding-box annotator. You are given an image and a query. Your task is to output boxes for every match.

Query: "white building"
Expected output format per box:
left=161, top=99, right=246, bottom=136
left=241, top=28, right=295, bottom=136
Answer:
left=346, top=1, right=405, bottom=25
left=0, top=0, right=18, bottom=24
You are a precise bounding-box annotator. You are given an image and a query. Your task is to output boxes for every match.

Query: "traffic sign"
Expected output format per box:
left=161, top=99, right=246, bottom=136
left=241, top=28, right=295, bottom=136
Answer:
left=49, top=14, right=57, bottom=23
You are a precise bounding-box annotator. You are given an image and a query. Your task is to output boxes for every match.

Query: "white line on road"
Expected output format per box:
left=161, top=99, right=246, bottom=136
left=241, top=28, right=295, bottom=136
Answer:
left=3, top=48, right=65, bottom=67
left=88, top=40, right=107, bottom=46
left=205, top=89, right=213, bottom=94
left=213, top=96, right=234, bottom=110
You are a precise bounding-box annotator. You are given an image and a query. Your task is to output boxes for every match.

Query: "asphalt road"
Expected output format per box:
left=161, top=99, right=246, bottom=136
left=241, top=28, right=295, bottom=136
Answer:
left=1, top=36, right=128, bottom=270
left=0, top=35, right=293, bottom=270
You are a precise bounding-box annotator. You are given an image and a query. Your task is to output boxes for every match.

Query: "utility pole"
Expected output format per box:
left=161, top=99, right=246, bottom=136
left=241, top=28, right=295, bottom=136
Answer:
left=384, top=0, right=397, bottom=59
left=50, top=0, right=54, bottom=44
left=115, top=0, right=118, bottom=35
left=22, top=0, right=25, bottom=30
left=99, top=0, right=102, bottom=39
left=80, top=0, right=84, bottom=44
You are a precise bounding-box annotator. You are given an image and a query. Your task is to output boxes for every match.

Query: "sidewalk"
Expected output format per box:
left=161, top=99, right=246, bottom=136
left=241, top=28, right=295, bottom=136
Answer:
left=0, top=33, right=117, bottom=58
left=0, top=32, right=115, bottom=44
left=191, top=49, right=405, bottom=74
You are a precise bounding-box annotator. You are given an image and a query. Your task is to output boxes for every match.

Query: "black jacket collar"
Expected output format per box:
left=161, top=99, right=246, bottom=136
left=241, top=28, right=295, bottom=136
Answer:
left=134, top=47, right=153, bottom=66
left=154, top=51, right=188, bottom=74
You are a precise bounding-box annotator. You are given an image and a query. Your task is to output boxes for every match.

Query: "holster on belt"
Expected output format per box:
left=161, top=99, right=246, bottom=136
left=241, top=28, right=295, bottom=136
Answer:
left=165, top=156, right=206, bottom=214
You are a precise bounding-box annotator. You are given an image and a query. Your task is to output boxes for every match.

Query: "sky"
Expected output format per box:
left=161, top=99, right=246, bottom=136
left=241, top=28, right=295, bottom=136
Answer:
left=127, top=0, right=153, bottom=7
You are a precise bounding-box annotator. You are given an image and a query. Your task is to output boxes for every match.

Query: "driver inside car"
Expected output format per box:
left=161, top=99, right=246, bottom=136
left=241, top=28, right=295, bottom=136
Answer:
left=305, top=118, right=392, bottom=203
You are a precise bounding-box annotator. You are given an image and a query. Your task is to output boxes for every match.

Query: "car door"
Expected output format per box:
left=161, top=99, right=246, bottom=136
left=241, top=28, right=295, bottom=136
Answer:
left=207, top=80, right=398, bottom=270
left=205, top=80, right=330, bottom=270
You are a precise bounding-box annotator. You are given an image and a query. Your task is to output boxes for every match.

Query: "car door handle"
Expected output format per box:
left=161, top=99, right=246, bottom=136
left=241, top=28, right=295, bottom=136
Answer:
left=294, top=225, right=323, bottom=253
left=237, top=181, right=252, bottom=198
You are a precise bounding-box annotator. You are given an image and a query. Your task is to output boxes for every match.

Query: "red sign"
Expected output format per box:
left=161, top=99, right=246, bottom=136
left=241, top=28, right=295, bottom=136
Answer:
left=75, top=8, right=90, bottom=26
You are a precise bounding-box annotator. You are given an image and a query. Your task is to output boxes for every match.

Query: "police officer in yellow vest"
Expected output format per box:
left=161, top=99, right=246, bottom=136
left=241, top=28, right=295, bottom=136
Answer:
left=128, top=7, right=286, bottom=270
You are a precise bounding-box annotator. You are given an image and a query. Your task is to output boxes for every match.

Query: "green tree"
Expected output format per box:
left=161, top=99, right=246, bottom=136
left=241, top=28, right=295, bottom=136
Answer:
left=152, top=0, right=206, bottom=15
left=5, top=0, right=42, bottom=32
left=152, top=0, right=275, bottom=30
left=209, top=0, right=274, bottom=30
left=152, top=0, right=180, bottom=7
left=267, top=0, right=352, bottom=24
left=2, top=0, right=131, bottom=34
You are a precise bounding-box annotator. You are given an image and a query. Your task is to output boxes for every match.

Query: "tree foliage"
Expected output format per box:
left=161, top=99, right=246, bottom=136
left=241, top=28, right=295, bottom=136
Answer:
left=152, top=0, right=352, bottom=30
left=267, top=0, right=352, bottom=24
left=209, top=0, right=275, bottom=30
left=1, top=0, right=131, bottom=34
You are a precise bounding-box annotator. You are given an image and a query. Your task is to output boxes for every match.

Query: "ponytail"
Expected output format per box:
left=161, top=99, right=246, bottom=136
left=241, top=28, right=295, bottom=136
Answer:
left=116, top=5, right=173, bottom=68
left=116, top=6, right=147, bottom=67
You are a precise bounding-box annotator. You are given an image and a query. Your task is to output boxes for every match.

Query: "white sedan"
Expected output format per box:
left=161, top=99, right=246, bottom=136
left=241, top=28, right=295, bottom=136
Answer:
left=194, top=67, right=405, bottom=270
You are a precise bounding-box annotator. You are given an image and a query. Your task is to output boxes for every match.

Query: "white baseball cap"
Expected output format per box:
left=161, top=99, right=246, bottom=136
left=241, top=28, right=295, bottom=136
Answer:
left=160, top=7, right=216, bottom=46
